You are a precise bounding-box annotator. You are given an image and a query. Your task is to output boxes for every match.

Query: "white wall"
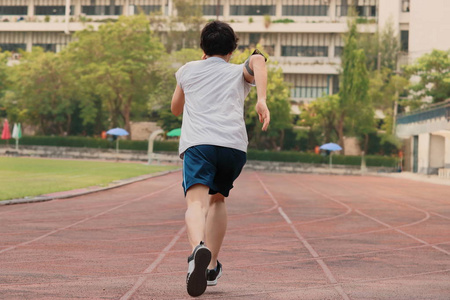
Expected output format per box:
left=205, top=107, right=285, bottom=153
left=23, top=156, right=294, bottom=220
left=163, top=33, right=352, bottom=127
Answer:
left=409, top=0, right=450, bottom=61
left=378, top=0, right=400, bottom=35
left=446, top=137, right=450, bottom=168
left=429, top=134, right=445, bottom=170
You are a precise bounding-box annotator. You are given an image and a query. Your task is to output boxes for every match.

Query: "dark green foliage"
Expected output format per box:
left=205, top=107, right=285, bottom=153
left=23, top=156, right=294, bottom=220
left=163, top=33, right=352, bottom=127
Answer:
left=247, top=149, right=397, bottom=167
left=0, top=136, right=178, bottom=152
left=273, top=19, right=295, bottom=23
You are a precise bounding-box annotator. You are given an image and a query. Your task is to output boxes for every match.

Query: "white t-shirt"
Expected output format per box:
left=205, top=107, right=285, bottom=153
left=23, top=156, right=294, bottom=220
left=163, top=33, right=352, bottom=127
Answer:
left=175, top=57, right=252, bottom=157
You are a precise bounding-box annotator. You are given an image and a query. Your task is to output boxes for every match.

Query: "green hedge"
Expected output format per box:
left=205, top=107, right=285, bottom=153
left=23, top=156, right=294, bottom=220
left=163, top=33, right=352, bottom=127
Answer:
left=0, top=136, right=178, bottom=152
left=247, top=149, right=398, bottom=167
left=1, top=136, right=397, bottom=167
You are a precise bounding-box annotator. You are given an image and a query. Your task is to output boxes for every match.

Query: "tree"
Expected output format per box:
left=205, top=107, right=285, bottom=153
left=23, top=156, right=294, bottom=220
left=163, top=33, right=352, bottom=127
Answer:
left=405, top=49, right=450, bottom=103
left=300, top=95, right=339, bottom=145
left=358, top=20, right=400, bottom=71
left=6, top=48, right=80, bottom=135
left=148, top=48, right=203, bottom=132
left=231, top=48, right=292, bottom=150
left=0, top=51, right=9, bottom=119
left=337, top=19, right=370, bottom=152
left=163, top=0, right=204, bottom=52
left=368, top=68, right=409, bottom=134
left=65, top=15, right=166, bottom=138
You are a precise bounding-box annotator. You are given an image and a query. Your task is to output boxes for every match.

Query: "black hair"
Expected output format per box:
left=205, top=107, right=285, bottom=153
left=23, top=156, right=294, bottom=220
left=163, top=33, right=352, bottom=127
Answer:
left=200, top=21, right=239, bottom=56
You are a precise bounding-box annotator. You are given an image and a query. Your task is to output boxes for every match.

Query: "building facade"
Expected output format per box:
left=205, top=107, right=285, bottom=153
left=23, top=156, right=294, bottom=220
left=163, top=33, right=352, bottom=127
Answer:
left=0, top=0, right=410, bottom=109
left=2, top=0, right=450, bottom=175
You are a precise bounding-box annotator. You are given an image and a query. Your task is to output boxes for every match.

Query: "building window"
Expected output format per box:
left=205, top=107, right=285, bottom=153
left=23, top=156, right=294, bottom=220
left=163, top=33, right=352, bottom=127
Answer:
left=332, top=75, right=339, bottom=94
left=230, top=5, right=276, bottom=16
left=282, top=5, right=328, bottom=16
left=282, top=46, right=328, bottom=57
left=400, top=30, right=409, bottom=52
left=203, top=5, right=223, bottom=16
left=291, top=87, right=329, bottom=98
left=133, top=5, right=161, bottom=15
left=0, top=44, right=26, bottom=52
left=238, top=45, right=275, bottom=56
left=336, top=0, right=378, bottom=17
left=0, top=6, right=28, bottom=15
left=34, top=44, right=57, bottom=52
left=334, top=46, right=344, bottom=57
left=35, top=6, right=68, bottom=16
left=82, top=5, right=122, bottom=16
left=402, top=0, right=410, bottom=12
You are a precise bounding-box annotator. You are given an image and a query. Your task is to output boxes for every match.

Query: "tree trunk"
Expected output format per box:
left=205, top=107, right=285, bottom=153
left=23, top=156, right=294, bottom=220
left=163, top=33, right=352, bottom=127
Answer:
left=123, top=99, right=132, bottom=140
left=279, top=130, right=285, bottom=150
left=337, top=114, right=346, bottom=153
left=364, top=133, right=369, bottom=154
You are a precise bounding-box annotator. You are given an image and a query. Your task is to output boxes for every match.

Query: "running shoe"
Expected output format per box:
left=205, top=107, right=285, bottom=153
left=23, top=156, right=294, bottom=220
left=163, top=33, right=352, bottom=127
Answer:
left=207, top=260, right=222, bottom=286
left=186, top=241, right=211, bottom=297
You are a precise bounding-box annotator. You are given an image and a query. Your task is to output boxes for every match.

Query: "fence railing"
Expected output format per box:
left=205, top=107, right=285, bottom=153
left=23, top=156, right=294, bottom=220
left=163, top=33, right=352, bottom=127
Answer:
left=396, top=100, right=450, bottom=125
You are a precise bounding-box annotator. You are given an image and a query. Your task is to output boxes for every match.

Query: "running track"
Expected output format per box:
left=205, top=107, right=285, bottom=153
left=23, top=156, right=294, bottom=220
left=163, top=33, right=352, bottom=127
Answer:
left=1, top=171, right=449, bottom=299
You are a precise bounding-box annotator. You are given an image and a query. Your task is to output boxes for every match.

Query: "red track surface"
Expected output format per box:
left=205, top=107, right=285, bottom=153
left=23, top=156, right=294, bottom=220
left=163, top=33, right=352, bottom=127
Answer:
left=1, top=171, right=449, bottom=299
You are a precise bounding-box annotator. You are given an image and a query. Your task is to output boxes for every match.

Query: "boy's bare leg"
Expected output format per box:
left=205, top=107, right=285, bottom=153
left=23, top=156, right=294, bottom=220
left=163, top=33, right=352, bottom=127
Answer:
left=205, top=193, right=227, bottom=269
left=185, top=184, right=210, bottom=251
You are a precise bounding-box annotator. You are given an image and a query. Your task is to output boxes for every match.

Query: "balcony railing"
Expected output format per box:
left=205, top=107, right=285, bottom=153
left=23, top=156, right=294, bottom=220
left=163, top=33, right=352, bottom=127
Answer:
left=396, top=100, right=450, bottom=125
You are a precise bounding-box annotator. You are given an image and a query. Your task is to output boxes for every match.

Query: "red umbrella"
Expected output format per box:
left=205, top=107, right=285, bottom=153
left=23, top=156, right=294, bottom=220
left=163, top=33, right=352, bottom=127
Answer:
left=1, top=119, right=11, bottom=140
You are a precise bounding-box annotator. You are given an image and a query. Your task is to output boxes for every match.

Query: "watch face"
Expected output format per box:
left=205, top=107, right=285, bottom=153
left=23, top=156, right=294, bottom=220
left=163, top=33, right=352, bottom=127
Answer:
left=252, top=49, right=268, bottom=62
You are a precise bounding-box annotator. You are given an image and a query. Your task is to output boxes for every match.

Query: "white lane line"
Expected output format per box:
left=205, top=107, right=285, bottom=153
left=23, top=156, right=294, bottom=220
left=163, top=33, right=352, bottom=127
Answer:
left=431, top=211, right=450, bottom=220
left=0, top=181, right=179, bottom=255
left=120, top=225, right=186, bottom=300
left=255, top=173, right=350, bottom=300
left=356, top=209, right=450, bottom=256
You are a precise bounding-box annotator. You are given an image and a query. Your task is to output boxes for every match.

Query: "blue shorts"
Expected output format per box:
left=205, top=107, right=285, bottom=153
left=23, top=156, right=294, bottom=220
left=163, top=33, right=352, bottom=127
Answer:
left=182, top=145, right=247, bottom=197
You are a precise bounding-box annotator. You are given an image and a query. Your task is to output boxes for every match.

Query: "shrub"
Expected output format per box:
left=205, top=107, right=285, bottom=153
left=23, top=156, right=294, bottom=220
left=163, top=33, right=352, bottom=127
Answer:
left=1, top=136, right=397, bottom=167
left=0, top=136, right=178, bottom=152
left=272, top=19, right=295, bottom=24
left=247, top=149, right=398, bottom=167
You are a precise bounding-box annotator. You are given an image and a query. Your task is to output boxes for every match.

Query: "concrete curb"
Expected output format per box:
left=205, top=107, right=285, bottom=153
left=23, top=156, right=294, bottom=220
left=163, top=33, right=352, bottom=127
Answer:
left=0, top=168, right=182, bottom=206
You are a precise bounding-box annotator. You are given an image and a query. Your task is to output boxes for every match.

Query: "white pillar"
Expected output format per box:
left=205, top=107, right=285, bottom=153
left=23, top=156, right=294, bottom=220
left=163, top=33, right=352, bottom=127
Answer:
left=329, top=0, right=336, bottom=22
left=443, top=135, right=450, bottom=168
left=418, top=133, right=431, bottom=174
left=223, top=0, right=230, bottom=18
left=329, top=33, right=335, bottom=59
left=28, top=0, right=34, bottom=18
left=25, top=32, right=32, bottom=52
left=275, top=0, right=282, bottom=18
left=167, top=0, right=173, bottom=17
left=65, top=0, right=71, bottom=34
left=275, top=32, right=281, bottom=57
left=429, top=134, right=445, bottom=173
left=123, top=0, right=130, bottom=16
left=74, top=0, right=81, bottom=16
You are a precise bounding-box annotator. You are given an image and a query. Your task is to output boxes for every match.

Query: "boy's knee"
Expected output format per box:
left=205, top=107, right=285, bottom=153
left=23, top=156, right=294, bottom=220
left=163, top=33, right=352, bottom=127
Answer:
left=210, top=193, right=225, bottom=204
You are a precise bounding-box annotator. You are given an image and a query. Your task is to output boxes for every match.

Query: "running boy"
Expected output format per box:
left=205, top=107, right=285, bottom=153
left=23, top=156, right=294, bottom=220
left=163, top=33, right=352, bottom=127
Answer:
left=171, top=20, right=270, bottom=297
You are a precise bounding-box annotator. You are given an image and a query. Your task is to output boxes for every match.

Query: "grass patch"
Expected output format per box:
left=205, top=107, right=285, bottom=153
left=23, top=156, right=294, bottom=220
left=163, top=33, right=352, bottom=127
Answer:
left=0, top=157, right=180, bottom=201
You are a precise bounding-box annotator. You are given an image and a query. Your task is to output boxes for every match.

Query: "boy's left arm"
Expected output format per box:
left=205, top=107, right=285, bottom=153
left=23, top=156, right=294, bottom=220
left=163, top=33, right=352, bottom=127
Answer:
left=171, top=84, right=185, bottom=116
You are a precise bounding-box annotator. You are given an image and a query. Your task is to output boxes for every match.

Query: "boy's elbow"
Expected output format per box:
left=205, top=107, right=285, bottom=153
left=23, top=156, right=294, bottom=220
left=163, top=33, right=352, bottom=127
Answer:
left=171, top=105, right=182, bottom=116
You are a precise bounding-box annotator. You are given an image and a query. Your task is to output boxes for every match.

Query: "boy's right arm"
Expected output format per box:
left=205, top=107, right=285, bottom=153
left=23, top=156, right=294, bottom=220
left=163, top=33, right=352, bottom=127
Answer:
left=243, top=54, right=270, bottom=131
left=171, top=84, right=185, bottom=116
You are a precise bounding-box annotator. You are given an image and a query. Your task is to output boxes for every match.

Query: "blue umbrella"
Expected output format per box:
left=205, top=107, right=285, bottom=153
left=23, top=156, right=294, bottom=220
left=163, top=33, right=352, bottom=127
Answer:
left=106, top=127, right=129, bottom=154
left=319, top=143, right=342, bottom=169
left=106, top=128, right=129, bottom=136
left=319, top=143, right=342, bottom=152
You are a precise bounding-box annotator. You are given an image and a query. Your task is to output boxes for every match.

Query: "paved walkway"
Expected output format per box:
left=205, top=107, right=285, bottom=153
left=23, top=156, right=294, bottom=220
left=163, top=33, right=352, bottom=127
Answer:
left=1, top=171, right=449, bottom=299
